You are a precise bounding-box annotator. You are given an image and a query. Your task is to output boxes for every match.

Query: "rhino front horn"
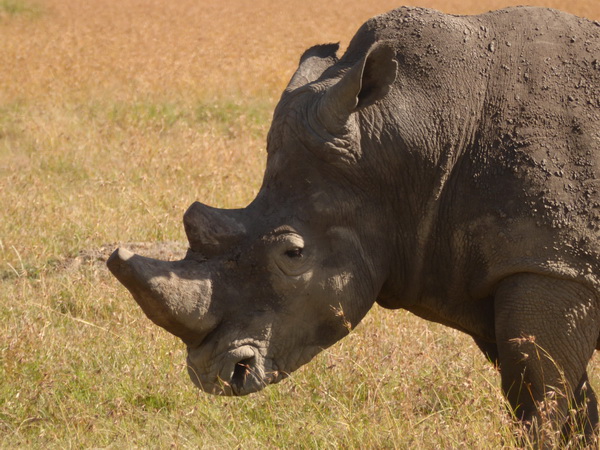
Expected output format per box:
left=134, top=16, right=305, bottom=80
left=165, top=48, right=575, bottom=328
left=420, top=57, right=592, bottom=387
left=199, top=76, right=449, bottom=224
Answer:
left=107, top=248, right=217, bottom=345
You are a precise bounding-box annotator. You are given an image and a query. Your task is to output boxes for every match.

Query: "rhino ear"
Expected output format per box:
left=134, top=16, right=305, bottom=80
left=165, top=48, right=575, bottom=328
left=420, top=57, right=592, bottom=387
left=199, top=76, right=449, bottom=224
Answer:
left=319, top=41, right=397, bottom=132
left=285, top=43, right=340, bottom=92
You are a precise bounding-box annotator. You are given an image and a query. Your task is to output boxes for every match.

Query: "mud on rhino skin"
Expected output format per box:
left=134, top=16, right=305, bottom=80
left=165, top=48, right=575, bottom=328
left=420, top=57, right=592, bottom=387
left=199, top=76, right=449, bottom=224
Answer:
left=108, top=6, right=600, bottom=443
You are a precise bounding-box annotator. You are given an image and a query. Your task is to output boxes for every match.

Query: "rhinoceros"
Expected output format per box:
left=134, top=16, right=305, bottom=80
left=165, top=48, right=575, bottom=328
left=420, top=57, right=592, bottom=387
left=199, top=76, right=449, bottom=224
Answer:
left=108, top=5, right=600, bottom=441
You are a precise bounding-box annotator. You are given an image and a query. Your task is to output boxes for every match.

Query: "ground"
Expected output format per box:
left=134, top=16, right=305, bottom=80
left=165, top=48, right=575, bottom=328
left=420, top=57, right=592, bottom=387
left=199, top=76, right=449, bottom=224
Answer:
left=1, top=0, right=599, bottom=447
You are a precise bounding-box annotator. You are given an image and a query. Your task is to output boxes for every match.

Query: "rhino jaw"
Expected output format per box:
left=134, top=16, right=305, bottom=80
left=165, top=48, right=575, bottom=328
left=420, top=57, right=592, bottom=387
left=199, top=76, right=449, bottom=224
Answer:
left=107, top=247, right=217, bottom=346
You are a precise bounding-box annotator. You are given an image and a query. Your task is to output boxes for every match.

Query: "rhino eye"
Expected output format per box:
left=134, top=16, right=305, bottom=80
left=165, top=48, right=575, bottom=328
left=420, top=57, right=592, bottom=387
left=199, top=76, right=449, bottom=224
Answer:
left=284, top=247, right=303, bottom=258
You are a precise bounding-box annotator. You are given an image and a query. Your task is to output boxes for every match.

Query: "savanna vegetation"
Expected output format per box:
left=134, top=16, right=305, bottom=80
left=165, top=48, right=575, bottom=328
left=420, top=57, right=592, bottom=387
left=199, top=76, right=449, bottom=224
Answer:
left=1, top=0, right=599, bottom=447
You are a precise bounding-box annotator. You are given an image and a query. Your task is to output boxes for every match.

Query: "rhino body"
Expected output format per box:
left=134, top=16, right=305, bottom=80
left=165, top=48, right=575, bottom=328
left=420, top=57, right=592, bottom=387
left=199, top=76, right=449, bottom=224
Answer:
left=108, top=6, right=600, bottom=440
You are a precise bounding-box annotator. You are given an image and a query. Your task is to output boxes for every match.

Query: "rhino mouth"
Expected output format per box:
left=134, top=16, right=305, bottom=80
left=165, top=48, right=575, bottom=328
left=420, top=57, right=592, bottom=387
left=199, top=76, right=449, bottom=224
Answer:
left=187, top=344, right=284, bottom=396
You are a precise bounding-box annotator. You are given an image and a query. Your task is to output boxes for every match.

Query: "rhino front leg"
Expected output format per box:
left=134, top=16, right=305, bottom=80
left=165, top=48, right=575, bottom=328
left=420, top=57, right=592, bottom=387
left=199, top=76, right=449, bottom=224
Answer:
left=494, top=273, right=600, bottom=445
left=568, top=372, right=599, bottom=441
left=472, top=337, right=499, bottom=368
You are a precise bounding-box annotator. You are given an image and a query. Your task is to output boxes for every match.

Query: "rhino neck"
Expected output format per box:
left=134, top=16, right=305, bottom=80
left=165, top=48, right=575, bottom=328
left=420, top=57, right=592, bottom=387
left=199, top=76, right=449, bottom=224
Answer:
left=369, top=88, right=485, bottom=309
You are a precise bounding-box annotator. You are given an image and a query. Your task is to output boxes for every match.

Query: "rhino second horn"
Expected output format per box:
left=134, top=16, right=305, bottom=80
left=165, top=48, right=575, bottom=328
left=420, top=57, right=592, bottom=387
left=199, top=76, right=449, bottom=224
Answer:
left=107, top=248, right=217, bottom=345
left=285, top=43, right=340, bottom=93
left=183, top=202, right=246, bottom=257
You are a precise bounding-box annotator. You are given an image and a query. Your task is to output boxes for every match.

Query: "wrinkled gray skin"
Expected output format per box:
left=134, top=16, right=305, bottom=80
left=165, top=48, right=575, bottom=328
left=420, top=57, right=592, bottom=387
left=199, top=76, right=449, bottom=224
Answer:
left=108, top=6, right=600, bottom=442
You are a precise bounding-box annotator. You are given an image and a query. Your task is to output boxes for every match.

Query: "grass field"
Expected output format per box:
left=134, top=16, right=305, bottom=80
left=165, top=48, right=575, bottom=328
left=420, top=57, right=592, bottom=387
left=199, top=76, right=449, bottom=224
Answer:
left=1, top=0, right=600, bottom=447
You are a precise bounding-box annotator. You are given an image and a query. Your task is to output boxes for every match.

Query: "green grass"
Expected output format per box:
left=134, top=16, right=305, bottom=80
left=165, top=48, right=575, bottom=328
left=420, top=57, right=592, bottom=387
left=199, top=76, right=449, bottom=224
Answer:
left=0, top=0, right=40, bottom=17
left=1, top=92, right=593, bottom=448
left=100, top=99, right=270, bottom=132
left=0, top=97, right=269, bottom=267
left=0, top=261, right=522, bottom=447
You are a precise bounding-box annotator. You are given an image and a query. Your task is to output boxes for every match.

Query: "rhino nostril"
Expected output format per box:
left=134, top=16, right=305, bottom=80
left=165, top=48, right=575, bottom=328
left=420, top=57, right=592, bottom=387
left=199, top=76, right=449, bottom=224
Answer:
left=231, top=357, right=255, bottom=388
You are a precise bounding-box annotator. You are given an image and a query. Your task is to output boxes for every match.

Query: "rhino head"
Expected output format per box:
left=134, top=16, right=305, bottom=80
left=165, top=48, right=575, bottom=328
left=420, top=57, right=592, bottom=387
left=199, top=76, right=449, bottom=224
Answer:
left=107, top=41, right=398, bottom=396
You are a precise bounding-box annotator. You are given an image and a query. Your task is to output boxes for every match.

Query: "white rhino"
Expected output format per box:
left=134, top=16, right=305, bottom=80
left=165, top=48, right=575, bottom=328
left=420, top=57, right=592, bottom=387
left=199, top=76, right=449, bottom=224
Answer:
left=108, top=6, right=600, bottom=443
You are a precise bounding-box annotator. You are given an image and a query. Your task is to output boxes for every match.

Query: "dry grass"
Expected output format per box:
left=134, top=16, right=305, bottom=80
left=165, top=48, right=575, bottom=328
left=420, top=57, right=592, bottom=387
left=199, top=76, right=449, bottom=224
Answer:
left=1, top=0, right=598, bottom=103
left=1, top=0, right=599, bottom=448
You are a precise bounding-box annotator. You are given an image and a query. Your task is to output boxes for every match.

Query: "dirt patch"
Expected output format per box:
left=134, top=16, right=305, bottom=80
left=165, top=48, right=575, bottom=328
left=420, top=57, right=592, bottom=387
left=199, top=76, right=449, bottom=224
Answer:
left=63, top=241, right=188, bottom=272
